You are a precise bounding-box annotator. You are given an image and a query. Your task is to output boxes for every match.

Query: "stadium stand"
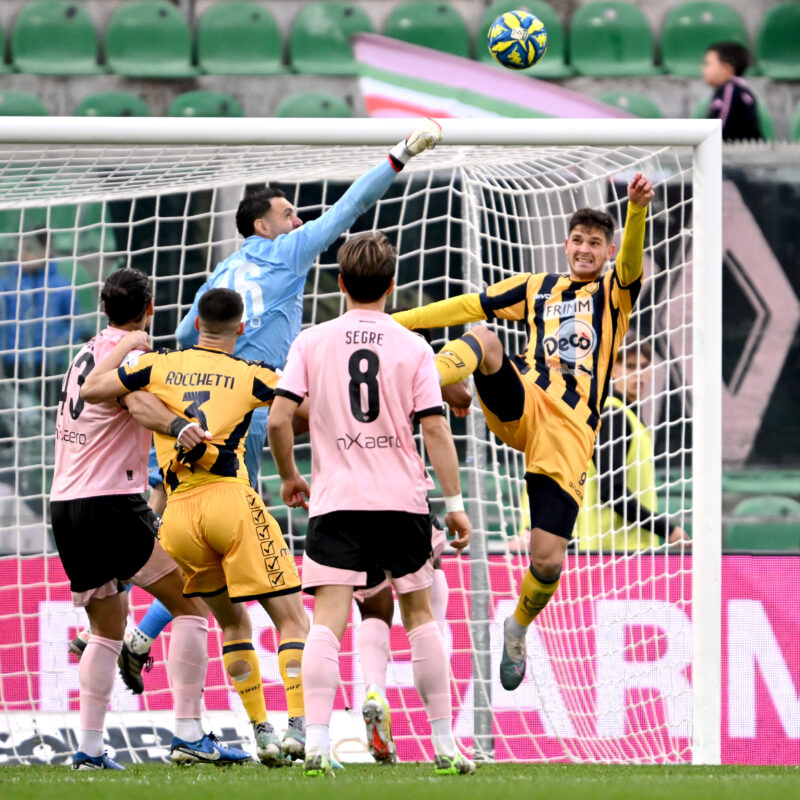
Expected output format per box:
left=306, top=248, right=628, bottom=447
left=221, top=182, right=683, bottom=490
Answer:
left=197, top=2, right=284, bottom=75
left=49, top=203, right=113, bottom=257
left=167, top=91, right=244, bottom=117
left=661, top=2, right=749, bottom=77
left=477, top=1, right=573, bottom=77
left=73, top=91, right=151, bottom=117
left=569, top=1, right=662, bottom=76
left=791, top=103, right=800, bottom=142
left=596, top=90, right=663, bottom=118
left=289, top=2, right=373, bottom=76
left=0, top=24, right=8, bottom=73
left=384, top=1, right=471, bottom=59
left=104, top=0, right=197, bottom=78
left=275, top=91, right=353, bottom=118
left=725, top=496, right=800, bottom=551
left=0, top=89, right=48, bottom=115
left=756, top=0, right=800, bottom=80
left=10, top=1, right=104, bottom=75
left=722, top=470, right=800, bottom=496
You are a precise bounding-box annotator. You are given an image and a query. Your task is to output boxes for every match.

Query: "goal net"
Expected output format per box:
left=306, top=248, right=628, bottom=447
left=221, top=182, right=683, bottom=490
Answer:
left=0, top=119, right=721, bottom=766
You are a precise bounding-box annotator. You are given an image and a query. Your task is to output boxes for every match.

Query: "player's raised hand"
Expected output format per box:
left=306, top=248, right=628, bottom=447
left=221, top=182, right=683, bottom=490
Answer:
left=445, top=510, right=472, bottom=553
left=628, top=172, right=654, bottom=207
left=280, top=473, right=310, bottom=510
left=121, top=329, right=151, bottom=353
left=390, top=119, right=442, bottom=166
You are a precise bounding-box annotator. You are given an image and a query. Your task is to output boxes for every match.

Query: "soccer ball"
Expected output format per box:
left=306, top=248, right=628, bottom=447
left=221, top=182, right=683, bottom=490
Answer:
left=487, top=9, right=548, bottom=70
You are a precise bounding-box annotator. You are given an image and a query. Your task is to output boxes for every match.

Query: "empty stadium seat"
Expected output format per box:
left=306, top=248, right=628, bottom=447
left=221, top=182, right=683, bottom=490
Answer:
left=478, top=1, right=572, bottom=77
left=11, top=1, right=104, bottom=75
left=569, top=2, right=661, bottom=76
left=756, top=1, right=800, bottom=80
left=661, top=2, right=748, bottom=77
left=197, top=2, right=284, bottom=75
left=73, top=92, right=150, bottom=117
left=692, top=96, right=774, bottom=140
left=385, top=1, right=470, bottom=59
left=0, top=90, right=48, bottom=115
left=722, top=470, right=800, bottom=496
left=725, top=496, right=800, bottom=551
left=791, top=104, right=800, bottom=142
left=275, top=92, right=352, bottom=118
left=49, top=203, right=114, bottom=256
left=167, top=91, right=244, bottom=118
left=596, top=90, right=662, bottom=118
left=104, top=1, right=196, bottom=78
left=289, top=2, right=373, bottom=75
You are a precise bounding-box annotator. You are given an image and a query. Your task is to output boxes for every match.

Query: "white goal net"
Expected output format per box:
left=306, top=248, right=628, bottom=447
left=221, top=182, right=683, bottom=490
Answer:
left=0, top=119, right=721, bottom=766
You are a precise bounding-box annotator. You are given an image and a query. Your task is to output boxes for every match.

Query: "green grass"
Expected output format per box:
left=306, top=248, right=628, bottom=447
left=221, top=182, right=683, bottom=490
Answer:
left=2, top=763, right=800, bottom=800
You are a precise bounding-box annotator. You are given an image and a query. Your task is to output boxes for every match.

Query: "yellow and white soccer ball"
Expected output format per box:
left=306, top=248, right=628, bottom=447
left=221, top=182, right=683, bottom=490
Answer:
left=487, top=9, right=548, bottom=70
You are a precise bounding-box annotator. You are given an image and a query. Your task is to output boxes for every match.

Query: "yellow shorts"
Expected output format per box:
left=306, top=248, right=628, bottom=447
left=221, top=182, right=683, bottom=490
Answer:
left=160, top=481, right=300, bottom=601
left=475, top=358, right=596, bottom=508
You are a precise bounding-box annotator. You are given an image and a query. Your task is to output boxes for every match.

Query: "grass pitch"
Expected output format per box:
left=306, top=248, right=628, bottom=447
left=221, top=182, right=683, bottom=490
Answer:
left=2, top=763, right=800, bottom=800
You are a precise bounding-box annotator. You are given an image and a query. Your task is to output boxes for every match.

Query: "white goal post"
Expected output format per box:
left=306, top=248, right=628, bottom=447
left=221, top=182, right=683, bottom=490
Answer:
left=0, top=118, right=721, bottom=766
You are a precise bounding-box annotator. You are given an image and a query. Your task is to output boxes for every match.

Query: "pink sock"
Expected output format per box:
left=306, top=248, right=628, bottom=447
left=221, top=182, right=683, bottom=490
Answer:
left=302, top=624, right=341, bottom=726
left=168, top=615, right=209, bottom=720
left=79, top=635, right=122, bottom=749
left=357, top=618, right=390, bottom=693
left=408, top=621, right=452, bottom=722
left=431, top=570, right=448, bottom=634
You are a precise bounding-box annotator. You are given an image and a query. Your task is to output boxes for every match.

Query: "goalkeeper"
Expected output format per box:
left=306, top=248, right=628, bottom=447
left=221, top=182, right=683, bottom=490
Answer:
left=393, top=173, right=655, bottom=692
left=116, top=120, right=443, bottom=733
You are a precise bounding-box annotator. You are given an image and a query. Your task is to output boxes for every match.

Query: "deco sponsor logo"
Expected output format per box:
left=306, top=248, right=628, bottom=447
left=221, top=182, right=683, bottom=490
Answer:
left=543, top=319, right=596, bottom=363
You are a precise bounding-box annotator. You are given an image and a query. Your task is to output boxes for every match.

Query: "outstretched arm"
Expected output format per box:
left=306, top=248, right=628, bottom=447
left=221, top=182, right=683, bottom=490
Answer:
left=616, top=173, right=654, bottom=286
left=276, top=120, right=443, bottom=273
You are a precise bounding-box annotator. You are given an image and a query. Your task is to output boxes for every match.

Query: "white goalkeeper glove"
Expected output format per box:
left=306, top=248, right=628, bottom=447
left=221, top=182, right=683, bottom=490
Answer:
left=389, top=118, right=442, bottom=167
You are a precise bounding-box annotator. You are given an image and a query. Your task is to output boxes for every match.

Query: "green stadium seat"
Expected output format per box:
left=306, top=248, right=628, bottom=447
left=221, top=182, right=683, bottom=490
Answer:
left=275, top=92, right=352, bottom=118
left=791, top=104, right=800, bottom=142
left=692, top=96, right=775, bottom=140
left=478, top=1, right=572, bottom=77
left=661, top=2, right=748, bottom=77
left=722, top=470, right=800, bottom=496
left=104, top=1, right=196, bottom=78
left=73, top=92, right=150, bottom=117
left=0, top=90, right=48, bottom=115
left=54, top=259, right=97, bottom=316
left=0, top=21, right=11, bottom=73
left=725, top=495, right=800, bottom=551
left=289, top=2, right=373, bottom=76
left=596, top=90, right=662, bottom=118
left=197, top=2, right=284, bottom=75
left=756, top=1, right=800, bottom=80
left=49, top=203, right=114, bottom=256
left=385, top=1, right=470, bottom=59
left=167, top=91, right=245, bottom=118
left=569, top=2, right=661, bottom=76
left=11, top=1, right=104, bottom=75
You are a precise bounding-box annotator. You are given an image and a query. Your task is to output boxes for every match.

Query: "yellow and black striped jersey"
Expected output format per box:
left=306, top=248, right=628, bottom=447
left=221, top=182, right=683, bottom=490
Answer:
left=393, top=201, right=647, bottom=430
left=117, top=345, right=278, bottom=494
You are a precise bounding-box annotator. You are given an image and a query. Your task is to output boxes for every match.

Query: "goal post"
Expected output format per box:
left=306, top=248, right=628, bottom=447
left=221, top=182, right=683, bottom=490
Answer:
left=0, top=118, right=721, bottom=766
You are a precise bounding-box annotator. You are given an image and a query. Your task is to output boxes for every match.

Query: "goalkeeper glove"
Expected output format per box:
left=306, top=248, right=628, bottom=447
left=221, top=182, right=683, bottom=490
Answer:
left=389, top=119, right=442, bottom=168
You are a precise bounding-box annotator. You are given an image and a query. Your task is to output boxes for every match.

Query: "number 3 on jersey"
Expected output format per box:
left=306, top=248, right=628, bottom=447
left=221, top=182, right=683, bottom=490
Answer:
left=348, top=349, right=380, bottom=423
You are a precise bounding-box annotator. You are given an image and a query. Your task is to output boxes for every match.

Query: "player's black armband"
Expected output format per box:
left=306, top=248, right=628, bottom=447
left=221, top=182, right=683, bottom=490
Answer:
left=168, top=416, right=189, bottom=438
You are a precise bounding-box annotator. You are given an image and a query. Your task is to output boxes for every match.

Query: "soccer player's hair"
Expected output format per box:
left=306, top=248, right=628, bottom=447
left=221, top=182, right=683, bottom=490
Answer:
left=707, top=41, right=749, bottom=77
left=101, top=267, right=153, bottom=326
left=568, top=208, right=615, bottom=243
left=338, top=231, right=397, bottom=303
left=235, top=187, right=288, bottom=238
left=197, top=287, right=244, bottom=335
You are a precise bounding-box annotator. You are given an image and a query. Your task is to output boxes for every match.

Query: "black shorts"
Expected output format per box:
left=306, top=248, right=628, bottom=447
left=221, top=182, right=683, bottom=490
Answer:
left=305, top=510, right=432, bottom=594
left=50, top=494, right=158, bottom=593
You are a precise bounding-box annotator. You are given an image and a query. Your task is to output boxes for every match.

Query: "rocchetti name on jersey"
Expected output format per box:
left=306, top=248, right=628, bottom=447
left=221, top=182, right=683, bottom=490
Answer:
left=164, top=371, right=236, bottom=388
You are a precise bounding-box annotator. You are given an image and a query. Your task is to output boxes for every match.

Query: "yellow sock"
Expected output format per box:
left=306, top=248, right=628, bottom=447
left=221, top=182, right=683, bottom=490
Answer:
left=513, top=566, right=560, bottom=627
left=278, top=639, right=305, bottom=718
left=435, top=333, right=483, bottom=386
left=222, top=640, right=267, bottom=725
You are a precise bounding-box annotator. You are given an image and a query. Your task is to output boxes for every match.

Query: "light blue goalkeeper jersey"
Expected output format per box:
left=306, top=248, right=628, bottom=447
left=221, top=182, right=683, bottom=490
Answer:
left=175, top=158, right=399, bottom=365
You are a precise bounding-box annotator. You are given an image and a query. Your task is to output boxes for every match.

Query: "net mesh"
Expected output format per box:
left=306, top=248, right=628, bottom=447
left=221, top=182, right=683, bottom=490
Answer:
left=0, top=142, right=695, bottom=764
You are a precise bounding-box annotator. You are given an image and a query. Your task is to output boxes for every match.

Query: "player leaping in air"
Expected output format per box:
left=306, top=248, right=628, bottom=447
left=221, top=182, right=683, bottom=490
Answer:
left=268, top=232, right=476, bottom=777
left=116, top=120, right=444, bottom=710
left=393, top=173, right=655, bottom=691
